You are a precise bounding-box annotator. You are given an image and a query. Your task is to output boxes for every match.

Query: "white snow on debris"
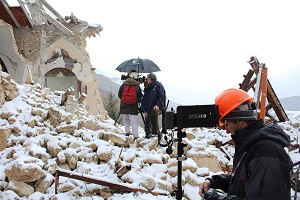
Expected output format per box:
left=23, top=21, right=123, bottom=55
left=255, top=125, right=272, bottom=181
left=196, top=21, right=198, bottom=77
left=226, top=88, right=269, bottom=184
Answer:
left=0, top=79, right=299, bottom=200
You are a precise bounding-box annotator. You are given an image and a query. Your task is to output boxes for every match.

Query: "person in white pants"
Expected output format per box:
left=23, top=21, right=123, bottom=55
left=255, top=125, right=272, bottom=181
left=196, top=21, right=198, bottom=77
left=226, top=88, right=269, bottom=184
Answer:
left=123, top=114, right=139, bottom=138
left=118, top=70, right=143, bottom=139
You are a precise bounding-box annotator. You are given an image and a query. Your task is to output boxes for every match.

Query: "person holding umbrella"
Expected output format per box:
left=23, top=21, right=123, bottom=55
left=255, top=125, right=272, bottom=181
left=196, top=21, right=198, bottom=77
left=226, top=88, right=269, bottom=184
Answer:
left=141, top=73, right=166, bottom=141
left=118, top=70, right=143, bottom=139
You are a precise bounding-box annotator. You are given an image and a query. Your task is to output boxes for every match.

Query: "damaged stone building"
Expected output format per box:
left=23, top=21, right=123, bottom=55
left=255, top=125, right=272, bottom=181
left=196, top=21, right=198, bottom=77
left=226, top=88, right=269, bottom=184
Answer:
left=0, top=0, right=106, bottom=116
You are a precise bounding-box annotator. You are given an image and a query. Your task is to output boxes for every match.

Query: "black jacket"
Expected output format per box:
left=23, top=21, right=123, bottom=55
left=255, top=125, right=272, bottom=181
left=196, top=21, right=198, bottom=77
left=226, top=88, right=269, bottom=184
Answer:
left=118, top=78, right=142, bottom=115
left=208, top=119, right=293, bottom=200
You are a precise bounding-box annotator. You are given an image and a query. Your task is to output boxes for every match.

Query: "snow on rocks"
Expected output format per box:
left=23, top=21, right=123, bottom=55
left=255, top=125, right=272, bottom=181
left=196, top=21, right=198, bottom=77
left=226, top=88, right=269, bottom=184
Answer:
left=0, top=72, right=299, bottom=199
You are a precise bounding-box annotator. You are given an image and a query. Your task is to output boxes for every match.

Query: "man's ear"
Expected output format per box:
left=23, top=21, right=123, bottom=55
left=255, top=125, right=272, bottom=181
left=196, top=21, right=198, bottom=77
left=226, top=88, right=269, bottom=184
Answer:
left=238, top=121, right=248, bottom=127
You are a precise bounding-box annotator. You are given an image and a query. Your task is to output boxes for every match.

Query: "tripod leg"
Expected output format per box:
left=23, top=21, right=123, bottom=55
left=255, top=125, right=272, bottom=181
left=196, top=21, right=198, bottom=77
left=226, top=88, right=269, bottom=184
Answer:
left=140, top=110, right=145, bottom=125
left=114, top=113, right=121, bottom=126
left=176, top=130, right=184, bottom=200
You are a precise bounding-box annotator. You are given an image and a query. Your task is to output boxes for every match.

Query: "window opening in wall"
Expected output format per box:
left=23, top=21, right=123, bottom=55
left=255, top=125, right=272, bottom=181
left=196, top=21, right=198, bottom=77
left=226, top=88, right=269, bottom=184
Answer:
left=0, top=58, right=8, bottom=73
left=44, top=68, right=79, bottom=98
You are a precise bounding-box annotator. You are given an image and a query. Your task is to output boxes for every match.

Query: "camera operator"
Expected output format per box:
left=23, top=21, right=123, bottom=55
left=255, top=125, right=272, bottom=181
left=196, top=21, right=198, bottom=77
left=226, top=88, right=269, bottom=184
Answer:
left=118, top=70, right=143, bottom=139
left=141, top=73, right=166, bottom=141
left=199, top=88, right=292, bottom=200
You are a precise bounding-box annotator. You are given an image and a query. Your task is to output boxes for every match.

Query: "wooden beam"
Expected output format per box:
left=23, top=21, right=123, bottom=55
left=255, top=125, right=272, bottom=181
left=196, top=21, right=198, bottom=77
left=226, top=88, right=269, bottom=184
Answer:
left=44, top=12, right=73, bottom=35
left=17, top=0, right=34, bottom=27
left=39, top=0, right=67, bottom=24
left=55, top=169, right=169, bottom=196
left=253, top=66, right=263, bottom=109
left=259, top=66, right=268, bottom=119
left=239, top=69, right=254, bottom=91
left=245, top=78, right=256, bottom=92
left=1, top=0, right=20, bottom=28
left=266, top=80, right=288, bottom=121
left=266, top=103, right=272, bottom=111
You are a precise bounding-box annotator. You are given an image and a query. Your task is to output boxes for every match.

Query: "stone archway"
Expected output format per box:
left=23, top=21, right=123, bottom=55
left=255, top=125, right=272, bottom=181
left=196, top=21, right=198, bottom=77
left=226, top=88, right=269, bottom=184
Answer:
left=45, top=68, right=79, bottom=98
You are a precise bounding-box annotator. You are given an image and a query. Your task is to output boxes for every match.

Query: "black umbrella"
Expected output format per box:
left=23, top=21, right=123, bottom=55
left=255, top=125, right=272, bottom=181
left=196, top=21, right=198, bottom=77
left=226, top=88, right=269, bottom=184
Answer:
left=116, top=57, right=160, bottom=73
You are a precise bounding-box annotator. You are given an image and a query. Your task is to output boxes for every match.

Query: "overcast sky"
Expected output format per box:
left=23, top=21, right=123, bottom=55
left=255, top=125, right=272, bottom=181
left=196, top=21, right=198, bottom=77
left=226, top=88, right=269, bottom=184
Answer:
left=50, top=0, right=300, bottom=105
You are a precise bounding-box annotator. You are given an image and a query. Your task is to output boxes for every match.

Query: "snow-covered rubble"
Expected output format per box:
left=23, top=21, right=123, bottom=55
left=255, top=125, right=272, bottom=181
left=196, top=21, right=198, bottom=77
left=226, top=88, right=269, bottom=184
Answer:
left=0, top=72, right=300, bottom=200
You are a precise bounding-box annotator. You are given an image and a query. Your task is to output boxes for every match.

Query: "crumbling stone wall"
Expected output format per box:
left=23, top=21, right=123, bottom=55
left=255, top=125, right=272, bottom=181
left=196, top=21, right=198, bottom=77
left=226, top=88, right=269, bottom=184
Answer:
left=13, top=21, right=98, bottom=62
left=13, top=26, right=43, bottom=62
left=11, top=20, right=106, bottom=117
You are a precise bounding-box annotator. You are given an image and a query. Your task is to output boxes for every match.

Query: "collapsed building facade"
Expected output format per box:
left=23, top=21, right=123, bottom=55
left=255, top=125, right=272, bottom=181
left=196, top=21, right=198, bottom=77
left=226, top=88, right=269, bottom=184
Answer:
left=0, top=0, right=106, bottom=116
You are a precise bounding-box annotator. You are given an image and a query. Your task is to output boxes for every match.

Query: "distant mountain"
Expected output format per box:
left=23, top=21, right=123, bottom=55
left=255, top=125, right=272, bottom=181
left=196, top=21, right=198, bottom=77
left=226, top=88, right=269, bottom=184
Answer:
left=279, top=96, right=300, bottom=111
left=97, top=74, right=120, bottom=100
left=97, top=73, right=299, bottom=112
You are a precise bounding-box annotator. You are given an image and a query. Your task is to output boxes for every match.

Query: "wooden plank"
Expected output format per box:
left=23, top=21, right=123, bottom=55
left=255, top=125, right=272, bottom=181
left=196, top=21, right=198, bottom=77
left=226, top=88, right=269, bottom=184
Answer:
left=245, top=78, right=256, bottom=92
left=44, top=13, right=73, bottom=35
left=55, top=169, right=169, bottom=196
left=39, top=0, right=67, bottom=24
left=17, top=0, right=34, bottom=27
left=239, top=69, right=254, bottom=91
left=0, top=0, right=20, bottom=28
left=253, top=66, right=263, bottom=108
left=266, top=80, right=288, bottom=121
left=259, top=66, right=268, bottom=119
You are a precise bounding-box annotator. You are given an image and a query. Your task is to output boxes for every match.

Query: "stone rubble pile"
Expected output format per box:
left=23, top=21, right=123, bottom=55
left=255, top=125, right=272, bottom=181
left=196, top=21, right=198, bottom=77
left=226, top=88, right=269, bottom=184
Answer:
left=0, top=72, right=298, bottom=199
left=0, top=72, right=19, bottom=106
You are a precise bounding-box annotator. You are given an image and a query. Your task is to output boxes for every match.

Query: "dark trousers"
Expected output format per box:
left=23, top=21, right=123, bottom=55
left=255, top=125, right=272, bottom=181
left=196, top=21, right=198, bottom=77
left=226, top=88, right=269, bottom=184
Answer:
left=145, top=109, right=162, bottom=135
left=145, top=116, right=152, bottom=136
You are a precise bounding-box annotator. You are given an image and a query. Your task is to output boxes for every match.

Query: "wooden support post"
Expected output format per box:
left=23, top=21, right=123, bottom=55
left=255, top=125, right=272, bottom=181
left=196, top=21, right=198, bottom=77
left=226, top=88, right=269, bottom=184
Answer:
left=253, top=66, right=263, bottom=110
left=259, top=65, right=268, bottom=120
left=246, top=78, right=257, bottom=92
left=1, top=1, right=20, bottom=28
left=239, top=69, right=254, bottom=91
left=265, top=81, right=288, bottom=122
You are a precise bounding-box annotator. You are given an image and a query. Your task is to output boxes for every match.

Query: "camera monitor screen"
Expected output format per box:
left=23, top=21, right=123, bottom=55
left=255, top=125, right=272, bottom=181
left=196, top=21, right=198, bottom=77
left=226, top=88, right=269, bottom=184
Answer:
left=176, top=104, right=219, bottom=128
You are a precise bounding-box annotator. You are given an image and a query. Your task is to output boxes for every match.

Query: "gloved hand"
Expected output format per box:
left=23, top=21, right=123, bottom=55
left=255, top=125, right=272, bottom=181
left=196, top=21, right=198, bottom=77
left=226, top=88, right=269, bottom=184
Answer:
left=204, top=188, right=225, bottom=200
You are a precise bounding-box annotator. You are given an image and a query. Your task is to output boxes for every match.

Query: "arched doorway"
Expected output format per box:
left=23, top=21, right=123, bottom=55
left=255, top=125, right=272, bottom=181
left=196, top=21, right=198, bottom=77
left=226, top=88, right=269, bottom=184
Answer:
left=44, top=68, right=80, bottom=98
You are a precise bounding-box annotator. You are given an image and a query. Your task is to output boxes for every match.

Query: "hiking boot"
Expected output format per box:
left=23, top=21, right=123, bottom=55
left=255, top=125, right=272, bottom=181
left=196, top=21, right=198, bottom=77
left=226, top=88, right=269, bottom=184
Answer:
left=134, top=136, right=139, bottom=140
left=145, top=134, right=151, bottom=139
left=145, top=134, right=153, bottom=139
left=125, top=133, right=130, bottom=136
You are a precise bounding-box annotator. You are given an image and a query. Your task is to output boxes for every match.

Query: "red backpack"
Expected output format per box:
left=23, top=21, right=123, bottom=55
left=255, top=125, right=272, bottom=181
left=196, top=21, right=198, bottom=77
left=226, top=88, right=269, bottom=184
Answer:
left=121, top=85, right=137, bottom=104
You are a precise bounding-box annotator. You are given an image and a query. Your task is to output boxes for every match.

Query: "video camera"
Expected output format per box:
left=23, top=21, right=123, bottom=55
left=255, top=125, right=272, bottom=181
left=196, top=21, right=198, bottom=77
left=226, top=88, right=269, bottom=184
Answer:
left=121, top=74, right=146, bottom=84
left=165, top=104, right=219, bottom=129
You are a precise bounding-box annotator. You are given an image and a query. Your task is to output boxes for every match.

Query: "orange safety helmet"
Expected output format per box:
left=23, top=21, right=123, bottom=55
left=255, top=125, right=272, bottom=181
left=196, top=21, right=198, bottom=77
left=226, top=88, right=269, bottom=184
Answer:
left=215, top=88, right=255, bottom=126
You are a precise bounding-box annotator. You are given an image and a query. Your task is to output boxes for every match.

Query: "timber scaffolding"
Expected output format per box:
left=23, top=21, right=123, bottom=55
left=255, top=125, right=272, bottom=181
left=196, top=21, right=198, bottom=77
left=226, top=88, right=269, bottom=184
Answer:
left=240, top=56, right=288, bottom=123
